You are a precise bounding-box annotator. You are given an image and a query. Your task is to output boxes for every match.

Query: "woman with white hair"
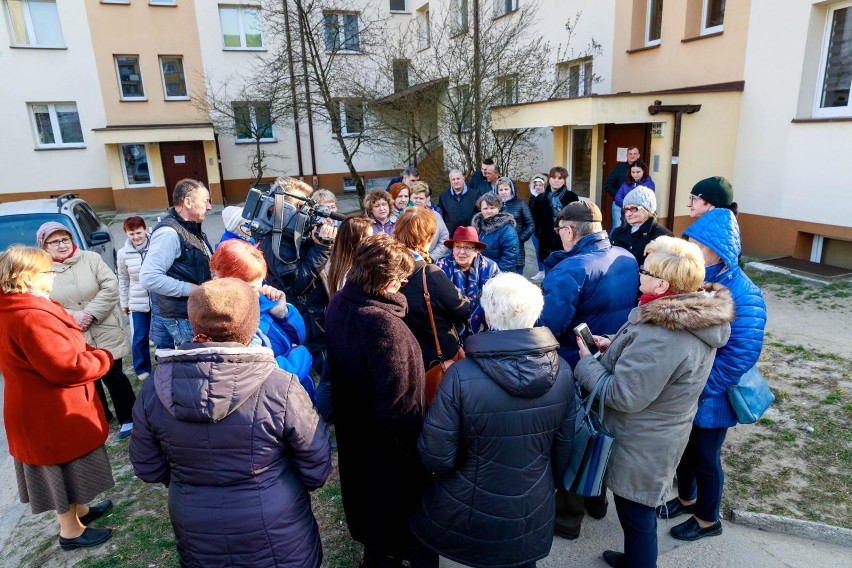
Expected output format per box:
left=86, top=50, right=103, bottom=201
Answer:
left=410, top=273, right=577, bottom=568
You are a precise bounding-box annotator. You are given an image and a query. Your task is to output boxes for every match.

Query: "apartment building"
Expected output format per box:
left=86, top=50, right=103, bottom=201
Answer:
left=493, top=0, right=852, bottom=268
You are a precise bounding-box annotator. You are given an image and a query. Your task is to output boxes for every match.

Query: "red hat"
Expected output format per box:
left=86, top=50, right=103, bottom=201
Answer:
left=444, top=226, right=487, bottom=250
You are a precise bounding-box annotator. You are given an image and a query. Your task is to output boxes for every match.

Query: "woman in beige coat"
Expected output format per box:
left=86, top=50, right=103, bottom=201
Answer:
left=573, top=236, right=734, bottom=568
left=38, top=222, right=137, bottom=440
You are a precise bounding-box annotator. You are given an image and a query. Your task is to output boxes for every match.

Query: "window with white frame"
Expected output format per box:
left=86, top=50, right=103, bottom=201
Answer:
left=115, top=55, right=146, bottom=100
left=645, top=0, right=663, bottom=46
left=701, top=0, right=724, bottom=35
left=149, top=0, right=176, bottom=5
left=814, top=2, right=852, bottom=117
left=496, top=76, right=518, bottom=105
left=452, top=0, right=468, bottom=35
left=4, top=0, right=64, bottom=47
left=494, top=0, right=518, bottom=17
left=219, top=5, right=264, bottom=50
left=417, top=6, right=430, bottom=50
left=558, top=57, right=593, bottom=98
left=392, top=59, right=410, bottom=92
left=335, top=99, right=365, bottom=136
left=29, top=102, right=83, bottom=148
left=120, top=144, right=152, bottom=186
left=233, top=102, right=275, bottom=142
left=323, top=12, right=360, bottom=52
left=389, top=0, right=407, bottom=12
left=159, top=56, right=188, bottom=100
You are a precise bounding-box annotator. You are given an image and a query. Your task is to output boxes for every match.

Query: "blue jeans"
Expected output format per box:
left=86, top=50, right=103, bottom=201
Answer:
left=676, top=425, right=729, bottom=522
left=130, top=311, right=152, bottom=376
left=313, top=350, right=333, bottom=421
left=530, top=234, right=544, bottom=271
left=150, top=299, right=176, bottom=349
left=614, top=493, right=657, bottom=568
left=162, top=317, right=194, bottom=347
left=611, top=203, right=622, bottom=235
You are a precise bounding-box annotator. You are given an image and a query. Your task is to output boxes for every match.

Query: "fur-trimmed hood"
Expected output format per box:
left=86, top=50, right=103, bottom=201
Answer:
left=472, top=211, right=516, bottom=235
left=630, top=283, right=735, bottom=348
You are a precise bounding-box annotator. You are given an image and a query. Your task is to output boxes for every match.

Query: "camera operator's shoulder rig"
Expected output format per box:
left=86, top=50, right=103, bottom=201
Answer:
left=242, top=178, right=345, bottom=264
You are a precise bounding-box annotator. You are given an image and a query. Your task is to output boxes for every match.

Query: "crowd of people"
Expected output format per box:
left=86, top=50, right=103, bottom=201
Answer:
left=0, top=156, right=764, bottom=568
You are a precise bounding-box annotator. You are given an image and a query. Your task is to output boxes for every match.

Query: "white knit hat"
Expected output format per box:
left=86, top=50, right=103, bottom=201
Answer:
left=623, top=186, right=657, bottom=214
left=222, top=206, right=247, bottom=233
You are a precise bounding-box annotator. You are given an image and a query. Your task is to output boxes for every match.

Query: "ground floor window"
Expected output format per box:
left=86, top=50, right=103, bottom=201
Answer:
left=120, top=143, right=152, bottom=186
left=571, top=127, right=592, bottom=197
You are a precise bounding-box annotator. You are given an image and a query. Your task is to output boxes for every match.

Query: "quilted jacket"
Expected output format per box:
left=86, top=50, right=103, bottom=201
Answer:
left=684, top=208, right=767, bottom=428
left=117, top=237, right=151, bottom=313
left=411, top=327, right=576, bottom=568
left=473, top=212, right=519, bottom=273
left=500, top=183, right=534, bottom=269
left=130, top=344, right=331, bottom=567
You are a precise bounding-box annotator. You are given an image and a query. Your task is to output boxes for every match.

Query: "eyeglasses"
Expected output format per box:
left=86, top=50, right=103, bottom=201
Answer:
left=638, top=266, right=661, bottom=279
left=554, top=225, right=571, bottom=234
left=40, top=270, right=56, bottom=275
left=687, top=195, right=704, bottom=206
left=45, top=237, right=72, bottom=247
left=623, top=206, right=640, bottom=213
left=453, top=244, right=476, bottom=252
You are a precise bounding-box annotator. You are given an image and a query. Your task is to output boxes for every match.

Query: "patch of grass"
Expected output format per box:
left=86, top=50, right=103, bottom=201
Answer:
left=758, top=417, right=774, bottom=425
left=822, top=388, right=844, bottom=405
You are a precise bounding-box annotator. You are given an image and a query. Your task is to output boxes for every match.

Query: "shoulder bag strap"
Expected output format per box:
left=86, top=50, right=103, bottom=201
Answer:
left=422, top=268, right=444, bottom=362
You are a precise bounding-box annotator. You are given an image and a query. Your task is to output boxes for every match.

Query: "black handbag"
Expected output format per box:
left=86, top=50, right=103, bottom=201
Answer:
left=563, top=375, right=616, bottom=497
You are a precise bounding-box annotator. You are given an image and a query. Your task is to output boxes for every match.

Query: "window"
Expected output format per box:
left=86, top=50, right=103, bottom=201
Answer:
left=29, top=102, right=83, bottom=148
left=159, top=56, right=188, bottom=100
left=815, top=3, right=852, bottom=117
left=323, top=12, right=360, bottom=52
left=335, top=100, right=364, bottom=136
left=72, top=203, right=101, bottom=244
left=392, top=59, right=410, bottom=92
left=233, top=102, right=275, bottom=142
left=496, top=76, right=518, bottom=105
left=149, top=0, right=176, bottom=4
left=571, top=127, right=592, bottom=197
left=115, top=56, right=146, bottom=100
left=456, top=86, right=472, bottom=131
left=559, top=57, right=593, bottom=98
left=701, top=0, right=724, bottom=35
left=645, top=0, right=663, bottom=46
left=494, top=0, right=518, bottom=17
left=417, top=6, right=430, bottom=50
left=389, top=0, right=407, bottom=12
left=452, top=0, right=468, bottom=35
left=120, top=144, right=152, bottom=187
left=219, top=5, right=263, bottom=50
left=4, top=0, right=64, bottom=47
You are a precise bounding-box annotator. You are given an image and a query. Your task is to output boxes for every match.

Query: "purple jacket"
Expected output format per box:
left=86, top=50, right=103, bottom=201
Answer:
left=130, top=344, right=331, bottom=568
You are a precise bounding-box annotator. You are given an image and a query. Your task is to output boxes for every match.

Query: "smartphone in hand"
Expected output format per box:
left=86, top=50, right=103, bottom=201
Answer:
left=574, top=323, right=601, bottom=359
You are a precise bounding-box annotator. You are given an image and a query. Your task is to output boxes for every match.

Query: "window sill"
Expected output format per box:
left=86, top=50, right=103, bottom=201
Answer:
left=341, top=133, right=363, bottom=138
left=149, top=2, right=178, bottom=6
left=492, top=10, right=519, bottom=21
left=120, top=97, right=148, bottom=102
left=164, top=97, right=191, bottom=102
left=791, top=116, right=852, bottom=124
left=682, top=30, right=723, bottom=43
left=235, top=139, right=278, bottom=144
left=450, top=28, right=469, bottom=39
left=626, top=44, right=661, bottom=54
left=389, top=11, right=411, bottom=15
left=10, top=44, right=67, bottom=50
left=34, top=145, right=87, bottom=151
left=126, top=184, right=155, bottom=189
left=100, top=1, right=130, bottom=4
left=326, top=50, right=362, bottom=55
left=222, top=47, right=267, bottom=52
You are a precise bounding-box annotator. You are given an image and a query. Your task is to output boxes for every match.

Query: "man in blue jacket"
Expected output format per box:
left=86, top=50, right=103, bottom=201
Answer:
left=539, top=200, right=639, bottom=540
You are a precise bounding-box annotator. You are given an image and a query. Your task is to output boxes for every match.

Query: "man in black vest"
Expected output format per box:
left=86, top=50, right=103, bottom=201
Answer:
left=140, top=178, right=213, bottom=347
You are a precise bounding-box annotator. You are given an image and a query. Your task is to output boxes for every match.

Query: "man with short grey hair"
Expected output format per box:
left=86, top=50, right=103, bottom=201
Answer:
left=438, top=169, right=479, bottom=235
left=386, top=165, right=420, bottom=190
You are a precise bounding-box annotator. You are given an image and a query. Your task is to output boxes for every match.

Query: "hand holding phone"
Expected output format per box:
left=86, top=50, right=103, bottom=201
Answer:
left=574, top=323, right=601, bottom=359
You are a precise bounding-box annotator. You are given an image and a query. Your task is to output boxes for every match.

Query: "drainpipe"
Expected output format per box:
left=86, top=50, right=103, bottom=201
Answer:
left=472, top=0, right=481, bottom=167
left=295, top=0, right=318, bottom=188
left=648, top=100, right=701, bottom=230
left=283, top=1, right=303, bottom=178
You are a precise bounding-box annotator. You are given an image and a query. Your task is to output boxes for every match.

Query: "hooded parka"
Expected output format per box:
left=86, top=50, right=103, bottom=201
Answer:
left=472, top=212, right=519, bottom=273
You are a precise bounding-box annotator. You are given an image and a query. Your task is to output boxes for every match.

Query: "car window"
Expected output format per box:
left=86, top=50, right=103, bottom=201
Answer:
left=72, top=203, right=100, bottom=242
left=0, top=214, right=80, bottom=252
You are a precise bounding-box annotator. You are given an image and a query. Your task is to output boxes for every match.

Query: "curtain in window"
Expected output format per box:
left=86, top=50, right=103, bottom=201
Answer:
left=821, top=7, right=852, bottom=108
left=243, top=8, right=263, bottom=48
left=342, top=14, right=360, bottom=51
left=55, top=104, right=83, bottom=143
left=31, top=104, right=54, bottom=145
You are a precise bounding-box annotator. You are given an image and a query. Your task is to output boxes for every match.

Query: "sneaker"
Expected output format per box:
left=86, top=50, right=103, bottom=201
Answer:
left=531, top=271, right=545, bottom=281
left=117, top=424, right=133, bottom=441
left=137, top=372, right=150, bottom=381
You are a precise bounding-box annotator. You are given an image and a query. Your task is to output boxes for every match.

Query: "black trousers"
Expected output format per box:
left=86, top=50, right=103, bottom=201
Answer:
left=555, top=485, right=609, bottom=535
left=614, top=494, right=658, bottom=568
left=676, top=424, right=729, bottom=522
left=94, top=358, right=137, bottom=425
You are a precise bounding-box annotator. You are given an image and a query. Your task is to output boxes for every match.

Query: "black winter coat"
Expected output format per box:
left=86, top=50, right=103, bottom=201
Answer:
left=401, top=261, right=471, bottom=370
left=500, top=196, right=534, bottom=268
left=438, top=187, right=480, bottom=236
left=130, top=344, right=331, bottom=568
left=473, top=212, right=520, bottom=273
left=411, top=327, right=576, bottom=568
left=325, top=283, right=430, bottom=559
left=531, top=187, right=579, bottom=263
left=610, top=217, right=672, bottom=266
left=259, top=234, right=331, bottom=354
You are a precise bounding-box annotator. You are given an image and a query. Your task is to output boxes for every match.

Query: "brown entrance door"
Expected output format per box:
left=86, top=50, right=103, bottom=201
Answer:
left=160, top=141, right=209, bottom=206
left=601, top=124, right=651, bottom=230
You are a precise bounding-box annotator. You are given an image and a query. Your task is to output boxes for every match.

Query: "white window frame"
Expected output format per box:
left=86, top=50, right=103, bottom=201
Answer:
left=337, top=100, right=365, bottom=137
left=645, top=0, right=663, bottom=47
left=3, top=0, right=65, bottom=48
left=496, top=75, right=518, bottom=105
left=233, top=101, right=276, bottom=143
left=120, top=143, right=154, bottom=188
left=559, top=57, right=593, bottom=98
left=114, top=55, right=147, bottom=101
left=813, top=1, right=852, bottom=118
left=452, top=0, right=469, bottom=35
left=417, top=6, right=430, bottom=50
left=28, top=102, right=84, bottom=149
left=101, top=1, right=130, bottom=4
left=323, top=11, right=361, bottom=53
left=389, top=0, right=408, bottom=13
left=149, top=0, right=177, bottom=5
left=218, top=5, right=265, bottom=51
left=159, top=55, right=189, bottom=101
left=700, top=0, right=724, bottom=35
left=494, top=0, right=518, bottom=18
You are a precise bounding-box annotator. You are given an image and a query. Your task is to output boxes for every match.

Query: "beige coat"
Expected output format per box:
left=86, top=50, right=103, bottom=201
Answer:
left=574, top=284, right=734, bottom=507
left=51, top=250, right=130, bottom=360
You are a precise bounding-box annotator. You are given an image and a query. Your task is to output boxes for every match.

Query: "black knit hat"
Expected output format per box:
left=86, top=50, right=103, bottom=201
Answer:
left=691, top=176, right=734, bottom=208
left=188, top=278, right=259, bottom=345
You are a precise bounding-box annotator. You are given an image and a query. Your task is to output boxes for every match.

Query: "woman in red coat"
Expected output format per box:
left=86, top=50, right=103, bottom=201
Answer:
left=0, top=245, right=115, bottom=551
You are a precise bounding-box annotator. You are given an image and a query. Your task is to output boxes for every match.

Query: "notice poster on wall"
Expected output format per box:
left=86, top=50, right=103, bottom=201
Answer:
left=616, top=147, right=628, bottom=162
left=174, top=155, right=186, bottom=164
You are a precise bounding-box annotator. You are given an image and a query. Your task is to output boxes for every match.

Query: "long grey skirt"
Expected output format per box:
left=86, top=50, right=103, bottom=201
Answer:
left=15, top=446, right=114, bottom=514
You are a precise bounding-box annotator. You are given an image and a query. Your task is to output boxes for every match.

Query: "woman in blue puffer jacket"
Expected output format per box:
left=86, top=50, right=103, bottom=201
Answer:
left=472, top=192, right=519, bottom=273
left=656, top=207, right=767, bottom=543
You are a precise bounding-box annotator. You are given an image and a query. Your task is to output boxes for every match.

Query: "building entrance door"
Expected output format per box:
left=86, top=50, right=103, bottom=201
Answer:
left=160, top=141, right=209, bottom=206
left=602, top=124, right=651, bottom=230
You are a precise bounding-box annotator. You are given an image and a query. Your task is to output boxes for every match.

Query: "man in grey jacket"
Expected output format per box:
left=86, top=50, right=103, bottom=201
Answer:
left=140, top=179, right=213, bottom=347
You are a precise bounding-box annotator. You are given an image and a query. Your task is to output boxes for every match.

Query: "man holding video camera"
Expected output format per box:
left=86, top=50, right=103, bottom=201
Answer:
left=257, top=177, right=337, bottom=419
